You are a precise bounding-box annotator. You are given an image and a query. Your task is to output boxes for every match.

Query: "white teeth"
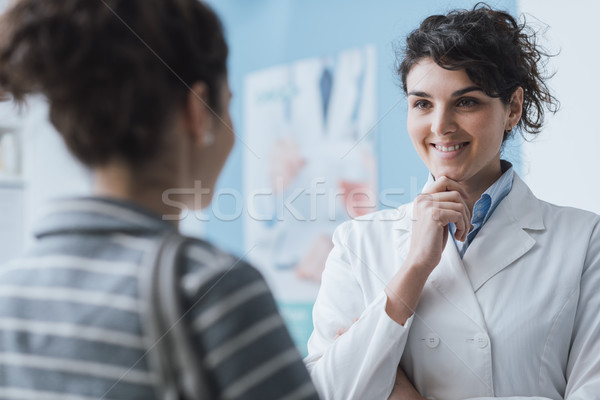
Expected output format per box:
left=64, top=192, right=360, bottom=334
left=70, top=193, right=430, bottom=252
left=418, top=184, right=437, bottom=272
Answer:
left=435, top=143, right=464, bottom=152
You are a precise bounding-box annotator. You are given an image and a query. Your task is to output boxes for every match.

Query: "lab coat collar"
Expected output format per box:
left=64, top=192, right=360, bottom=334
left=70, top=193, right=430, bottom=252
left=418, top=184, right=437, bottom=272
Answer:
left=461, top=173, right=545, bottom=291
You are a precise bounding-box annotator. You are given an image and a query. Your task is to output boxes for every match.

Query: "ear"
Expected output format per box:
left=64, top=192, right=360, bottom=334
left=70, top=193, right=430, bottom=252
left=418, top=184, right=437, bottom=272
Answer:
left=506, top=86, right=524, bottom=130
left=182, top=82, right=213, bottom=146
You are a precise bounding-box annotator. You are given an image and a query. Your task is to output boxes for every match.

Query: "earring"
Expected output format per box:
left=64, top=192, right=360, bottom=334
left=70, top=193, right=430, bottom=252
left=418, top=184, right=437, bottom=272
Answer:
left=203, top=131, right=215, bottom=146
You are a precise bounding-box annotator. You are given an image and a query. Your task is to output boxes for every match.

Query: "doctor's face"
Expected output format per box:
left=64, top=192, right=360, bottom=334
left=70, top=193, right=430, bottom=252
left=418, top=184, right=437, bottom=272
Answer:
left=406, top=58, right=514, bottom=189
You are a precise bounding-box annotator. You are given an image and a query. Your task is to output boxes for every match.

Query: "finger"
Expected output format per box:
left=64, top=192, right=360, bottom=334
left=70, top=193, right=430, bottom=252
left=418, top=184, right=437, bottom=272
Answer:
left=429, top=201, right=466, bottom=225
left=427, top=190, right=468, bottom=207
left=431, top=190, right=472, bottom=235
left=460, top=206, right=472, bottom=242
left=418, top=195, right=471, bottom=230
left=423, top=177, right=473, bottom=239
left=429, top=199, right=467, bottom=212
left=413, top=192, right=471, bottom=228
left=436, top=209, right=467, bottom=234
left=455, top=207, right=470, bottom=242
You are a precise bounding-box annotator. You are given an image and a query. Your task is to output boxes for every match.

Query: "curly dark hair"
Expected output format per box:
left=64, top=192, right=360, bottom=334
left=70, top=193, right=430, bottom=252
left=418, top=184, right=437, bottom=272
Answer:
left=0, top=0, right=228, bottom=167
left=397, top=2, right=558, bottom=139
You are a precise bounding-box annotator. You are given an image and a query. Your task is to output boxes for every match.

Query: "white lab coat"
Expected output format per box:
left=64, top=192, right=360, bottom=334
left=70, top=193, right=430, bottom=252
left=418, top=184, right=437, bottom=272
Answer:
left=305, top=174, right=600, bottom=400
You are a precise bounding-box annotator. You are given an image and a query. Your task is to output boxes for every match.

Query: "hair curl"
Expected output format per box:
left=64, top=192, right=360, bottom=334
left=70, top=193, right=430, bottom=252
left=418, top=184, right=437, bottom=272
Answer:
left=0, top=0, right=228, bottom=167
left=397, top=2, right=558, bottom=139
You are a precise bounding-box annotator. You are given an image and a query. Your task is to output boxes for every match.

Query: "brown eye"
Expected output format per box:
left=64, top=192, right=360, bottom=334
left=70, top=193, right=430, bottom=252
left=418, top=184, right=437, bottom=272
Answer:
left=413, top=100, right=431, bottom=110
left=457, top=98, right=479, bottom=107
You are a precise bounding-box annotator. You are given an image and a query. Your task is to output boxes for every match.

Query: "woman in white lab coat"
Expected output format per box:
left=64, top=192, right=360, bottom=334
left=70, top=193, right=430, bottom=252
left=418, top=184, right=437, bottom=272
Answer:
left=305, top=4, right=600, bottom=400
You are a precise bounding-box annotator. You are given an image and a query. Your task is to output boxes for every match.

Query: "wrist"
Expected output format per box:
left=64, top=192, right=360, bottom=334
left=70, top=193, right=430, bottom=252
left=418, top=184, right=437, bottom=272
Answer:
left=403, top=253, right=436, bottom=278
left=385, top=261, right=430, bottom=325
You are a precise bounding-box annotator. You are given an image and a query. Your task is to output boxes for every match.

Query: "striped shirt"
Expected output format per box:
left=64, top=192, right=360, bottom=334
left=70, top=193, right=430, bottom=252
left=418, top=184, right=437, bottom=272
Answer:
left=0, top=197, right=319, bottom=400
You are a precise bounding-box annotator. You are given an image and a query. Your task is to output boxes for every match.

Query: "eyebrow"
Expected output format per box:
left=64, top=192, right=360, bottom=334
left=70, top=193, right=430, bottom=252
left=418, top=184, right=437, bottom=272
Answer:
left=407, top=86, right=483, bottom=98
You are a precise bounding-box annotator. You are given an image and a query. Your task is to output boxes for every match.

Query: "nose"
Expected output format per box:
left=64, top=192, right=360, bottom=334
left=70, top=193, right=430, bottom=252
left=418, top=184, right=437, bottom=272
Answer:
left=430, top=106, right=457, bottom=136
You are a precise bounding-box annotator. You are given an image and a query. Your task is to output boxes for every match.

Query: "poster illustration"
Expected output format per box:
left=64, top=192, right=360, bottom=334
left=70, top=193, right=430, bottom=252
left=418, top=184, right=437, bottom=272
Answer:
left=243, top=46, right=377, bottom=352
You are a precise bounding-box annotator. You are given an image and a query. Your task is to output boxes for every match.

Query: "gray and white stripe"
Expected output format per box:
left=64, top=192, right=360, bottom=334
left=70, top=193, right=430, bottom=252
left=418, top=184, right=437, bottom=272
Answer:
left=205, top=313, right=285, bottom=367
left=0, top=318, right=144, bottom=349
left=0, top=256, right=139, bottom=277
left=223, top=349, right=303, bottom=399
left=0, top=286, right=141, bottom=312
left=0, top=353, right=157, bottom=385
left=0, top=387, right=117, bottom=400
left=193, top=280, right=271, bottom=332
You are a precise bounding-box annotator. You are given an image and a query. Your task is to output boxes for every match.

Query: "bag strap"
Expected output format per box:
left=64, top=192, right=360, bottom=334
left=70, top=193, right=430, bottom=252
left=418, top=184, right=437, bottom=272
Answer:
left=143, top=232, right=212, bottom=400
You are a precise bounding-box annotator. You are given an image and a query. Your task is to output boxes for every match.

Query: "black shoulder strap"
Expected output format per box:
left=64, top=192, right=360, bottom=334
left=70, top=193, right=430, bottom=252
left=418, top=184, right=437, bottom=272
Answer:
left=142, top=232, right=212, bottom=400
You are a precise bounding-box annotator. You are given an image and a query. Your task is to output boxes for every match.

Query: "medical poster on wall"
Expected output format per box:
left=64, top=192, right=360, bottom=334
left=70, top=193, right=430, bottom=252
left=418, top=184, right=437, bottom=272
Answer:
left=243, top=45, right=377, bottom=353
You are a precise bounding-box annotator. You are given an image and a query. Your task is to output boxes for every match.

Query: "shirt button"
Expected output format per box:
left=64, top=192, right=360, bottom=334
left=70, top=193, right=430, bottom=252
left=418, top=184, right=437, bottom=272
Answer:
left=424, top=333, right=440, bottom=348
left=474, top=332, right=489, bottom=348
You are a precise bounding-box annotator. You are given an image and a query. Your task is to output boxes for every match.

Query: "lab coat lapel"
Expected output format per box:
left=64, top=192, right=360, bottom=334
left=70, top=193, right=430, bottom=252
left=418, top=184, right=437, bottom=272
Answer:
left=462, top=174, right=545, bottom=292
left=428, top=238, right=488, bottom=330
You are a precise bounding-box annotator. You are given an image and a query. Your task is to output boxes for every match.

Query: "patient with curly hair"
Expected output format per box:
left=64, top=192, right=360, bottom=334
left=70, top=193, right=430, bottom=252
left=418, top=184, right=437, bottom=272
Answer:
left=0, top=1, right=319, bottom=399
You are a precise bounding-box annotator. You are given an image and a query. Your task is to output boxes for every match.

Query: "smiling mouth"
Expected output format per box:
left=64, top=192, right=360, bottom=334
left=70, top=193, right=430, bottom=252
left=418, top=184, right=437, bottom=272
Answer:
left=432, top=142, right=469, bottom=152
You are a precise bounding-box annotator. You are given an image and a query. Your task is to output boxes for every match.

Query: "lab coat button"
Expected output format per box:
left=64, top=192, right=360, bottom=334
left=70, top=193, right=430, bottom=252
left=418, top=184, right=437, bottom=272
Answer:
left=474, top=332, right=489, bottom=348
left=424, top=333, right=440, bottom=348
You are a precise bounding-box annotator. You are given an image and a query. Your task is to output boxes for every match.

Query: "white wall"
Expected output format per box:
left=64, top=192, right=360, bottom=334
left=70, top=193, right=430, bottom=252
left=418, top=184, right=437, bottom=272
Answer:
left=518, top=0, right=600, bottom=214
left=20, top=100, right=92, bottom=249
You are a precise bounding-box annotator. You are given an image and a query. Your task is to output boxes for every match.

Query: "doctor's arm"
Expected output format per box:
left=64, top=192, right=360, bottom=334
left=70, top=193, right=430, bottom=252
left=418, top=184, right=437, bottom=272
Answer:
left=560, top=218, right=600, bottom=399
left=304, top=221, right=415, bottom=400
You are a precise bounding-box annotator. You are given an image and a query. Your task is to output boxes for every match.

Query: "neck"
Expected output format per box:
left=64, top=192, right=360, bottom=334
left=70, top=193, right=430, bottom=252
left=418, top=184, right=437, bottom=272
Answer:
left=92, top=160, right=183, bottom=226
left=460, top=163, right=504, bottom=211
left=461, top=180, right=497, bottom=211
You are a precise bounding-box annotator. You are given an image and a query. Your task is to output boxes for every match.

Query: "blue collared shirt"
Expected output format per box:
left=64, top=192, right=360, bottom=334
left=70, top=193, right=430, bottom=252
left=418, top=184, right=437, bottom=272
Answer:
left=450, top=162, right=514, bottom=258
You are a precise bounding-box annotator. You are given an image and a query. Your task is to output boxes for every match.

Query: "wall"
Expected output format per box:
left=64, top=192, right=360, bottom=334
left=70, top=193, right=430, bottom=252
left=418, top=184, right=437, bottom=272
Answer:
left=19, top=99, right=93, bottom=249
left=0, top=99, right=26, bottom=263
left=518, top=0, right=600, bottom=214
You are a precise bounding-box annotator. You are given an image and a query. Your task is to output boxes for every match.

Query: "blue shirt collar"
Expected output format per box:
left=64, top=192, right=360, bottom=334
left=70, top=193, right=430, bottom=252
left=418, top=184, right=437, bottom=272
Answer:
left=474, top=160, right=514, bottom=227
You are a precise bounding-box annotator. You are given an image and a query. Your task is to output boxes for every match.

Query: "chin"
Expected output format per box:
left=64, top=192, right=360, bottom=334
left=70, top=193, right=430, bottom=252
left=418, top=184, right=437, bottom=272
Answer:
left=431, top=167, right=465, bottom=182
